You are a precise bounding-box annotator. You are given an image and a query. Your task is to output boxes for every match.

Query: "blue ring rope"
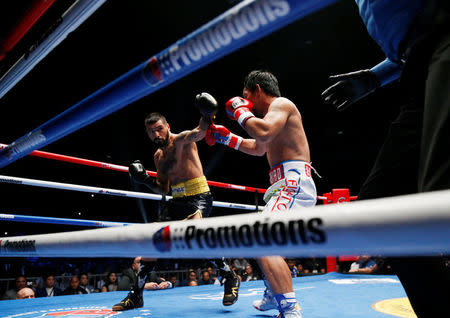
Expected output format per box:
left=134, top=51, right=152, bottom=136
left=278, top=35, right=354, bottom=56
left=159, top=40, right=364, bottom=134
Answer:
left=0, top=213, right=132, bottom=227
left=0, top=0, right=339, bottom=168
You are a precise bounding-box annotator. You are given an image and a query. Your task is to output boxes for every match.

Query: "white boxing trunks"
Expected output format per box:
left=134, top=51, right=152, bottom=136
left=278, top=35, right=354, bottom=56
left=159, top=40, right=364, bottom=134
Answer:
left=262, top=160, right=317, bottom=213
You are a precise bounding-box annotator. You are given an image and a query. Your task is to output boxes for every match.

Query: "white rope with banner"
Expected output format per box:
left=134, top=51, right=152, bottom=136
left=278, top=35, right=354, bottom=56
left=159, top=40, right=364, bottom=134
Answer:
left=1, top=190, right=449, bottom=258
left=0, top=175, right=260, bottom=211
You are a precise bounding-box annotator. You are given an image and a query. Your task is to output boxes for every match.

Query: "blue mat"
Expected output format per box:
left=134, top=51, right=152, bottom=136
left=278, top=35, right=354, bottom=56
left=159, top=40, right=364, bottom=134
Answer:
left=0, top=273, right=409, bottom=317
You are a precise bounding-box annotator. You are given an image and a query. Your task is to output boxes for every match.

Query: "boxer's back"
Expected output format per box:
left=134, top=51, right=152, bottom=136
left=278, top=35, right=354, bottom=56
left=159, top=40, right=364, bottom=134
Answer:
left=266, top=97, right=310, bottom=167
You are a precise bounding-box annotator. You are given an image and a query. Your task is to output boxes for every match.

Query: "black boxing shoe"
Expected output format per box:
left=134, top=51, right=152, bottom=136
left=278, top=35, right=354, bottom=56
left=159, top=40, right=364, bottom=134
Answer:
left=112, top=288, right=143, bottom=311
left=222, top=270, right=240, bottom=306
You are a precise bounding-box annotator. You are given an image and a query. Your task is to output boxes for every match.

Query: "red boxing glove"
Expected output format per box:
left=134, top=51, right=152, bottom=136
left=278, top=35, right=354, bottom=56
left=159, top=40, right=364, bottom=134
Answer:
left=205, top=126, right=216, bottom=146
left=225, top=97, right=255, bottom=128
left=205, top=124, right=243, bottom=150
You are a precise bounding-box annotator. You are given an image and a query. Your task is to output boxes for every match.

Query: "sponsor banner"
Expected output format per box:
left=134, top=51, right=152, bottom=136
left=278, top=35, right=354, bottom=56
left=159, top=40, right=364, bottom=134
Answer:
left=0, top=239, right=36, bottom=252
left=153, top=215, right=326, bottom=253
left=0, top=214, right=15, bottom=220
left=0, top=190, right=449, bottom=257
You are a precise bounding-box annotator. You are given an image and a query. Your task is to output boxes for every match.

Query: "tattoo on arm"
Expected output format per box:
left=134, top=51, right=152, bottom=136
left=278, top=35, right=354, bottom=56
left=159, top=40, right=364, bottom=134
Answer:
left=177, top=126, right=205, bottom=143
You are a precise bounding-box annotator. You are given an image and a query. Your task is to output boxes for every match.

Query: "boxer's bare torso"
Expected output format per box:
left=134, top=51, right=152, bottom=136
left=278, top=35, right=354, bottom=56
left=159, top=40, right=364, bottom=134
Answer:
left=264, top=97, right=310, bottom=167
left=145, top=119, right=206, bottom=193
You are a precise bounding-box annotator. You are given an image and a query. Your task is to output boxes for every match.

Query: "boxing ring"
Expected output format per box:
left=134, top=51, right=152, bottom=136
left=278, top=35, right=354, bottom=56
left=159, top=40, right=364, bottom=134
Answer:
left=0, top=273, right=415, bottom=318
left=0, top=0, right=449, bottom=317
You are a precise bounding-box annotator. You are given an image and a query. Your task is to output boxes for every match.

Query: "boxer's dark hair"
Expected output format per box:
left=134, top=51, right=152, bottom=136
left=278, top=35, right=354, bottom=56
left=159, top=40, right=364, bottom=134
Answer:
left=244, top=70, right=281, bottom=97
left=145, top=112, right=167, bottom=125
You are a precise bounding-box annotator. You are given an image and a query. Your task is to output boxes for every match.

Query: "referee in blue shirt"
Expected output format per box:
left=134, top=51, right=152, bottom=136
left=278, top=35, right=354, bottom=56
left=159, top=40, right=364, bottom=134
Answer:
left=322, top=1, right=449, bottom=317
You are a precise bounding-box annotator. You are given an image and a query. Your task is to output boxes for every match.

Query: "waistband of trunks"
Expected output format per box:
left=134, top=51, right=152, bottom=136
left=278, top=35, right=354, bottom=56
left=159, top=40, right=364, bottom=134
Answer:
left=171, top=176, right=210, bottom=198
left=268, top=160, right=312, bottom=185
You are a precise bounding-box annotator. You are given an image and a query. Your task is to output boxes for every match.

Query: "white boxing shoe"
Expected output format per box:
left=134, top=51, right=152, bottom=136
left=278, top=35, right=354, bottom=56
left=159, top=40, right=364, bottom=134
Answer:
left=253, top=288, right=278, bottom=311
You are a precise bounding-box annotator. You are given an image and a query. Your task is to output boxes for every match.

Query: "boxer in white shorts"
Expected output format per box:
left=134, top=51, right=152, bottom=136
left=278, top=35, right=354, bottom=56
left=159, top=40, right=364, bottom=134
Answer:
left=264, top=160, right=317, bottom=213
left=206, top=70, right=317, bottom=318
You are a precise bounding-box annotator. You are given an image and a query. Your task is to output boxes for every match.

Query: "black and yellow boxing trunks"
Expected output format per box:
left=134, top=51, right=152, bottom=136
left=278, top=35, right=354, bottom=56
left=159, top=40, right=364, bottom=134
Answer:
left=159, top=176, right=213, bottom=221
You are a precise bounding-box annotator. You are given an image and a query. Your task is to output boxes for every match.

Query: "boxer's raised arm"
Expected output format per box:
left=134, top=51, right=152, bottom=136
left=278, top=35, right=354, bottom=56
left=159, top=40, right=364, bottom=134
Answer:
left=174, top=118, right=208, bottom=144
left=204, top=123, right=266, bottom=156
left=238, top=138, right=267, bottom=156
left=244, top=101, right=289, bottom=143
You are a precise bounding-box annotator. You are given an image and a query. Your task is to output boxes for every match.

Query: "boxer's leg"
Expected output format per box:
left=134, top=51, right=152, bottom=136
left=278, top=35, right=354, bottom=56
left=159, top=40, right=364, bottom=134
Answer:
left=194, top=192, right=240, bottom=306
left=253, top=190, right=303, bottom=317
left=256, top=258, right=301, bottom=317
left=112, top=258, right=156, bottom=311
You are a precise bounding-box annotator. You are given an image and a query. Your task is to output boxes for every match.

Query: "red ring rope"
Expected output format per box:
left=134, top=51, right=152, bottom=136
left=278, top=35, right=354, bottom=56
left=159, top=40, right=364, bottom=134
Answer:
left=0, top=143, right=358, bottom=201
left=0, top=143, right=266, bottom=194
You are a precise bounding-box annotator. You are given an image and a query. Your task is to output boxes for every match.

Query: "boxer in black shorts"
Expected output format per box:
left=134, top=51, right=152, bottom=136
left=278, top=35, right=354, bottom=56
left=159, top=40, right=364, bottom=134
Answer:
left=112, top=94, right=240, bottom=311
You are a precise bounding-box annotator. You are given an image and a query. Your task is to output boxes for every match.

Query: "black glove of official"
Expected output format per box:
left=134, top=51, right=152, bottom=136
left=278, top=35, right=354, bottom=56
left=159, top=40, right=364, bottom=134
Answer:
left=195, top=92, right=218, bottom=125
left=321, top=70, right=381, bottom=111
left=128, top=160, right=159, bottom=191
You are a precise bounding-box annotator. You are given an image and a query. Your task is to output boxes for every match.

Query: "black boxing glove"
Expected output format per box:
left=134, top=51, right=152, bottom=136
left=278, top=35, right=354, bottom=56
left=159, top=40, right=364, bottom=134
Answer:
left=321, top=70, right=381, bottom=111
left=129, top=160, right=160, bottom=192
left=195, top=92, right=218, bottom=124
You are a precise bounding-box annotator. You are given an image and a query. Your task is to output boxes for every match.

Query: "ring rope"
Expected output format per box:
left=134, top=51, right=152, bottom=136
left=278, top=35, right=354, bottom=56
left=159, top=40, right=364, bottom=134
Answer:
left=1, top=190, right=448, bottom=258
left=0, top=0, right=107, bottom=99
left=0, top=143, right=356, bottom=201
left=0, top=143, right=266, bottom=194
left=0, top=0, right=56, bottom=62
left=0, top=213, right=130, bottom=228
left=0, top=0, right=340, bottom=168
left=0, top=174, right=261, bottom=211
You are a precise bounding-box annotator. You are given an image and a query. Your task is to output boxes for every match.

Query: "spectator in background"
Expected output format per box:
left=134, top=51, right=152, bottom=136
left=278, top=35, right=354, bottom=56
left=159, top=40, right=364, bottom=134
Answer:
left=168, top=275, right=179, bottom=288
left=63, top=275, right=88, bottom=295
left=349, top=256, right=361, bottom=272
left=36, top=274, right=62, bottom=297
left=101, top=272, right=118, bottom=292
left=96, top=271, right=108, bottom=292
left=241, top=264, right=260, bottom=282
left=198, top=270, right=214, bottom=285
left=2, top=275, right=28, bottom=300
left=16, top=287, right=35, bottom=299
left=232, top=258, right=249, bottom=275
left=303, top=257, right=326, bottom=274
left=372, top=257, right=392, bottom=275
left=348, top=255, right=377, bottom=274
left=58, top=265, right=74, bottom=291
left=118, top=257, right=140, bottom=291
left=144, top=272, right=171, bottom=290
left=286, top=259, right=299, bottom=278
left=296, top=264, right=304, bottom=276
left=79, top=273, right=95, bottom=294
left=183, top=271, right=198, bottom=286
left=207, top=266, right=217, bottom=281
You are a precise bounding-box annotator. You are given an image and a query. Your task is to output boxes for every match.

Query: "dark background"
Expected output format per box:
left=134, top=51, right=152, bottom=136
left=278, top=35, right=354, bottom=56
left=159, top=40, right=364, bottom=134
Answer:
left=0, top=0, right=404, bottom=237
